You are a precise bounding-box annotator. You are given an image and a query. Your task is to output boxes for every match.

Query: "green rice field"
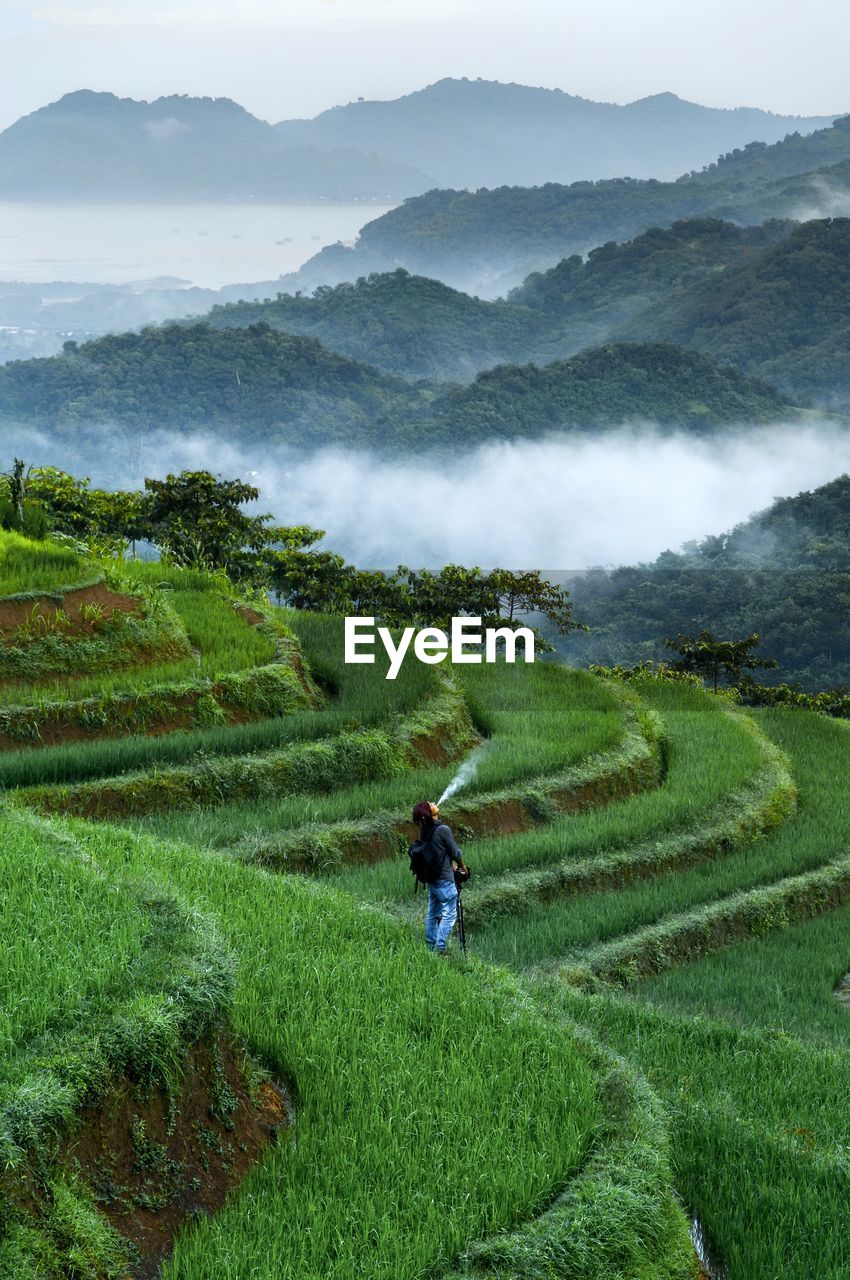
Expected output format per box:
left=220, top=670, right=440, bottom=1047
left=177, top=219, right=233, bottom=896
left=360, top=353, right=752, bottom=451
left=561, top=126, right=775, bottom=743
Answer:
left=3, top=540, right=849, bottom=1278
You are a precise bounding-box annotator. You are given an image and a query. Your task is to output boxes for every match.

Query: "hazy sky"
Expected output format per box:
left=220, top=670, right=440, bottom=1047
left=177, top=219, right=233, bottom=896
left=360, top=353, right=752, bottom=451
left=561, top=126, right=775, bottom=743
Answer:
left=0, top=0, right=847, bottom=131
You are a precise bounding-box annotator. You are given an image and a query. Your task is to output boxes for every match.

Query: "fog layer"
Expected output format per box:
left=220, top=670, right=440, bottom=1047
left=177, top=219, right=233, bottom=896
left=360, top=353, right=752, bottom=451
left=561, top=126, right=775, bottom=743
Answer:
left=45, top=421, right=850, bottom=569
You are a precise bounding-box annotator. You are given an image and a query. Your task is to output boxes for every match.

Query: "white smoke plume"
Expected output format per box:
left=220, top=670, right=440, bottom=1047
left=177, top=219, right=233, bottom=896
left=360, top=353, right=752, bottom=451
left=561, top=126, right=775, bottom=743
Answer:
left=82, top=418, right=850, bottom=569
left=790, top=178, right=850, bottom=224
left=438, top=746, right=487, bottom=807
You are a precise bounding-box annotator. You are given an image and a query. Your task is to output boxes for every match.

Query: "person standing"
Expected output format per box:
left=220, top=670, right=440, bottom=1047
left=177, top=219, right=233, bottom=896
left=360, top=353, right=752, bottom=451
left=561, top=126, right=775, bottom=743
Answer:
left=410, top=801, right=468, bottom=954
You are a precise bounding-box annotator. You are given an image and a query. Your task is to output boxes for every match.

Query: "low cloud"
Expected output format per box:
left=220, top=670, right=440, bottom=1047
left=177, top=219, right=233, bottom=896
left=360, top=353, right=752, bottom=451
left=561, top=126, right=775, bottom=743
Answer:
left=66, top=419, right=850, bottom=570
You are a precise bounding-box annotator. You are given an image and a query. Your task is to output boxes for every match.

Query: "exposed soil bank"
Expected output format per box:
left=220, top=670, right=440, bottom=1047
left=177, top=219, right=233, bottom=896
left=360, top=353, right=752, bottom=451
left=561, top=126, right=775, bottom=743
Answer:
left=12, top=1034, right=291, bottom=1280
left=0, top=583, right=140, bottom=634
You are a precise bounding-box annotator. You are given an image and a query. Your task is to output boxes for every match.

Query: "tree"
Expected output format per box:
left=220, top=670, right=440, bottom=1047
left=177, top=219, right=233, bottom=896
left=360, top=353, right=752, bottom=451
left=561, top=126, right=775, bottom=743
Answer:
left=8, top=459, right=26, bottom=530
left=664, top=629, right=778, bottom=692
left=269, top=553, right=584, bottom=644
left=0, top=459, right=48, bottom=538
left=141, top=471, right=322, bottom=583
left=487, top=569, right=583, bottom=636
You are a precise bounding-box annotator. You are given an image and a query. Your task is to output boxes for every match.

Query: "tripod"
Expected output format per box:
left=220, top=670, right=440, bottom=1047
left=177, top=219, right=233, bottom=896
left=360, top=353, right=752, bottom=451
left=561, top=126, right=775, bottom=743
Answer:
left=456, top=884, right=466, bottom=953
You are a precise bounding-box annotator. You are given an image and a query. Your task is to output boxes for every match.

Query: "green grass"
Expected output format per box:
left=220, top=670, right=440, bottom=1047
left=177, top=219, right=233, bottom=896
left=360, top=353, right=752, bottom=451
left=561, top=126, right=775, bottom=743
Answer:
left=62, top=817, right=610, bottom=1280
left=549, top=708, right=850, bottom=984
left=0, top=607, right=441, bottom=792
left=629, top=710, right=850, bottom=1043
left=545, top=983, right=850, bottom=1280
left=0, top=810, right=152, bottom=1080
left=637, top=904, right=850, bottom=1046
left=516, top=707, right=850, bottom=1280
left=11, top=642, right=850, bottom=1279
left=137, top=663, right=625, bottom=849
left=458, top=661, right=624, bottom=779
left=331, top=681, right=759, bottom=910
left=0, top=530, right=89, bottom=598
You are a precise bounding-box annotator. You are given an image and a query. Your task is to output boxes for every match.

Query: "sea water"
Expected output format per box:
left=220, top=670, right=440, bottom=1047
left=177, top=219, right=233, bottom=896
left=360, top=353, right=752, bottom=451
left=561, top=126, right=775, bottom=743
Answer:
left=0, top=201, right=395, bottom=287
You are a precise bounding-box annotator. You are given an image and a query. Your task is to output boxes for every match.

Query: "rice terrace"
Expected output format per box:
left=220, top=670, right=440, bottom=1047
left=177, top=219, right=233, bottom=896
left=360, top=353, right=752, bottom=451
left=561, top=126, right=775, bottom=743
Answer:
left=0, top=505, right=848, bottom=1280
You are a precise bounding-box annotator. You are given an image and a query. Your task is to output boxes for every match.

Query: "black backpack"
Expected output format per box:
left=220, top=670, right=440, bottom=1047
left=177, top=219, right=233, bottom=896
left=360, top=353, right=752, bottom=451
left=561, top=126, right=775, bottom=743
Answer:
left=408, top=823, right=446, bottom=888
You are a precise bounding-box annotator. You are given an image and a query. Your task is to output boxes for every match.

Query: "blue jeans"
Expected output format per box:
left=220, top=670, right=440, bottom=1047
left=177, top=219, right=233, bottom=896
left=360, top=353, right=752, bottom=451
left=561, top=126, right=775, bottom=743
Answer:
left=426, top=880, right=459, bottom=952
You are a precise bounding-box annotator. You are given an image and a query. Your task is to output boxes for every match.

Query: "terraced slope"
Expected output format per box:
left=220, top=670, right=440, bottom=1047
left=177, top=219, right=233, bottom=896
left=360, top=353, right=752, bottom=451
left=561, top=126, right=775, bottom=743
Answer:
left=443, top=692, right=849, bottom=1279
left=0, top=599, right=700, bottom=1279
left=292, top=671, right=849, bottom=1278
left=0, top=808, right=269, bottom=1277
left=12, top=581, right=850, bottom=1279
left=136, top=661, right=653, bottom=869
left=52, top=812, right=696, bottom=1280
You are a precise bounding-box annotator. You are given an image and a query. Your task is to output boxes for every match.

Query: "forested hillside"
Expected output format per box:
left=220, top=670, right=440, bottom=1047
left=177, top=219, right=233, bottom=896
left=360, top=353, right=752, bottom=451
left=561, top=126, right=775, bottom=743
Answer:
left=0, top=324, right=415, bottom=447
left=622, top=218, right=850, bottom=411
left=199, top=221, right=794, bottom=381
left=427, top=343, right=790, bottom=438
left=204, top=270, right=542, bottom=380
left=0, top=325, right=791, bottom=455
left=563, top=474, right=850, bottom=687
left=289, top=116, right=850, bottom=293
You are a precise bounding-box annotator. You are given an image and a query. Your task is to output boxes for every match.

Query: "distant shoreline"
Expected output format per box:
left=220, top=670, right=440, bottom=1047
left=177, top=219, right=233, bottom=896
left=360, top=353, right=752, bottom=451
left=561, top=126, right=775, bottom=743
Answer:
left=0, top=197, right=402, bottom=207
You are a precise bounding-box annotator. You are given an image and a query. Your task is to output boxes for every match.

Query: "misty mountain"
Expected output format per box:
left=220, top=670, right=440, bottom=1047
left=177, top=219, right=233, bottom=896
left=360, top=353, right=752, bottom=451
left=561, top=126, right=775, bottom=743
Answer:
left=0, top=325, right=791, bottom=455
left=202, top=270, right=543, bottom=380
left=193, top=220, right=793, bottom=382
left=429, top=343, right=790, bottom=438
left=275, top=78, right=835, bottom=189
left=0, top=217, right=803, bottom=382
left=509, top=218, right=793, bottom=319
left=0, top=323, right=415, bottom=446
left=562, top=474, right=850, bottom=689
left=0, top=91, right=425, bottom=201
left=283, top=116, right=850, bottom=295
left=619, top=218, right=850, bottom=412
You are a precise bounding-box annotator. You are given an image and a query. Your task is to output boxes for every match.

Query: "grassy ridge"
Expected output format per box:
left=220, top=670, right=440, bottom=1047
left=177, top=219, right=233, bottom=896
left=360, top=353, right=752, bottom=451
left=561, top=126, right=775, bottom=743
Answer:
left=638, top=901, right=850, bottom=1045
left=507, top=706, right=850, bottom=1279
left=55, top=817, right=646, bottom=1280
left=0, top=810, right=152, bottom=1079
left=546, top=984, right=850, bottom=1280
left=632, top=711, right=850, bottom=1040
left=333, top=681, right=763, bottom=910
left=137, top=664, right=629, bottom=856
left=17, top=678, right=475, bottom=818
left=0, top=610, right=434, bottom=789
left=0, top=584, right=276, bottom=707
left=463, top=731, right=791, bottom=940
left=0, top=809, right=234, bottom=1276
left=552, top=709, right=850, bottom=987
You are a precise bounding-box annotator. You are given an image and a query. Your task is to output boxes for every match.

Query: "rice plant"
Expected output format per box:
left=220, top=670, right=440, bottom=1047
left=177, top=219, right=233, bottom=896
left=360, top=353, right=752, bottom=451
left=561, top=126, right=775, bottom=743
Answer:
left=59, top=818, right=614, bottom=1280
left=0, top=530, right=89, bottom=597
left=137, top=662, right=625, bottom=848
left=332, top=680, right=761, bottom=912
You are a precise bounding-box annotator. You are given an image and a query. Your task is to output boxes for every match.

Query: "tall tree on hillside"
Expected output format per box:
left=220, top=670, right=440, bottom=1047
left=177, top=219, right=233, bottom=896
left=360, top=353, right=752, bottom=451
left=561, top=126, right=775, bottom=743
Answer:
left=665, top=630, right=778, bottom=693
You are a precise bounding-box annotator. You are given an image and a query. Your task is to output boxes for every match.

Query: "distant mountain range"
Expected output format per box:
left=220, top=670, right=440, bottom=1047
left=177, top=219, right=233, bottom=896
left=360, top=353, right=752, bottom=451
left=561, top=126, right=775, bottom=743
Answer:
left=0, top=90, right=423, bottom=201
left=0, top=81, right=838, bottom=203
left=283, top=116, right=850, bottom=294
left=275, top=78, right=837, bottom=189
